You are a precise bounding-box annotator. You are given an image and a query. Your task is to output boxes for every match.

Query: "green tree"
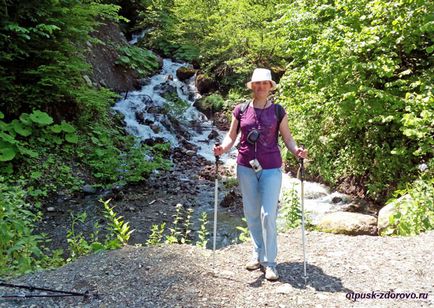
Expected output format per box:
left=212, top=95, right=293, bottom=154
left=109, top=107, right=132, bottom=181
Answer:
left=0, top=0, right=122, bottom=118
left=274, top=0, right=433, bottom=202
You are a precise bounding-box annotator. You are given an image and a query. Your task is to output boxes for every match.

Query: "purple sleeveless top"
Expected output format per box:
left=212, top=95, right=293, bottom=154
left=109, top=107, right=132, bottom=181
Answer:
left=234, top=102, right=285, bottom=169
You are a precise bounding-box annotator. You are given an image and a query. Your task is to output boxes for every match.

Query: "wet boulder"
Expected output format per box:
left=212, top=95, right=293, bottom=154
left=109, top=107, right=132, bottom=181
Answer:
left=220, top=189, right=242, bottom=208
left=154, top=81, right=177, bottom=96
left=180, top=139, right=198, bottom=152
left=176, top=66, right=196, bottom=81
left=135, top=111, right=145, bottom=124
left=208, top=129, right=219, bottom=140
left=142, top=137, right=166, bottom=146
left=147, top=106, right=166, bottom=114
left=150, top=124, right=160, bottom=133
left=195, top=73, right=218, bottom=95
left=140, top=94, right=153, bottom=105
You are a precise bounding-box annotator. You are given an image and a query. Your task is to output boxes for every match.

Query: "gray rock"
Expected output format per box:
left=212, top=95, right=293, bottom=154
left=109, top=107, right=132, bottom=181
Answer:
left=276, top=284, right=294, bottom=294
left=83, top=75, right=93, bottom=87
left=82, top=184, right=97, bottom=194
left=150, top=124, right=160, bottom=133
left=377, top=195, right=411, bottom=234
left=317, top=212, right=378, bottom=235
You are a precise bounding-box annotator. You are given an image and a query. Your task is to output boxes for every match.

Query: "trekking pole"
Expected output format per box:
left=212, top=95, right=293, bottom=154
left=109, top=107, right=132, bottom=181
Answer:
left=213, top=142, right=220, bottom=273
left=299, top=145, right=308, bottom=285
left=0, top=281, right=92, bottom=299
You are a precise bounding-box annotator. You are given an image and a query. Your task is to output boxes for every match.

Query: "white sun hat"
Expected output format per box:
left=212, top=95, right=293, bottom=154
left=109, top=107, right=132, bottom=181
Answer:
left=246, top=68, right=277, bottom=90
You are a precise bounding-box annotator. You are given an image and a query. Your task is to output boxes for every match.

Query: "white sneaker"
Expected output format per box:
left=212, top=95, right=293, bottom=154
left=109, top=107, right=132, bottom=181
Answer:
left=265, top=266, right=279, bottom=281
left=245, top=259, right=261, bottom=270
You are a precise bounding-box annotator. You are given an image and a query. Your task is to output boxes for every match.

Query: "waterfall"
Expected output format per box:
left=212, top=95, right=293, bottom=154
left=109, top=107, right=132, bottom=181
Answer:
left=113, top=59, right=220, bottom=161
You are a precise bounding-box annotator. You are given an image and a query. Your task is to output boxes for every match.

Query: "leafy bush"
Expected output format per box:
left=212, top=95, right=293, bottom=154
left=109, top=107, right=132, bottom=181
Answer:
left=78, top=124, right=171, bottom=187
left=165, top=204, right=194, bottom=244
left=1, top=110, right=83, bottom=201
left=197, top=212, right=209, bottom=248
left=146, top=223, right=166, bottom=246
left=0, top=178, right=46, bottom=277
left=101, top=199, right=133, bottom=247
left=66, top=199, right=133, bottom=261
left=279, top=186, right=313, bottom=231
left=0, top=111, right=78, bottom=168
left=23, top=153, right=84, bottom=201
left=195, top=93, right=226, bottom=114
left=141, top=0, right=287, bottom=89
left=384, top=179, right=434, bottom=236
left=0, top=0, right=124, bottom=117
left=174, top=44, right=200, bottom=62
left=66, top=211, right=98, bottom=261
left=116, top=45, right=160, bottom=76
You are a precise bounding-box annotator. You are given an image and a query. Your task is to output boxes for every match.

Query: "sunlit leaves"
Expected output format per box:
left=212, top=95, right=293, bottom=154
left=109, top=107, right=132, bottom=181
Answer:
left=116, top=46, right=159, bottom=77
left=274, top=0, right=433, bottom=201
left=29, top=110, right=54, bottom=126
left=11, top=120, right=32, bottom=137
left=65, top=133, right=78, bottom=144
left=0, top=147, right=17, bottom=162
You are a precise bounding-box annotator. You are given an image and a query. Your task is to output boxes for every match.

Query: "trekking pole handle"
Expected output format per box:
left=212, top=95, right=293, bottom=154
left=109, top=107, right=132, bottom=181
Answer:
left=299, top=144, right=305, bottom=179
left=215, top=142, right=221, bottom=161
left=298, top=144, right=305, bottom=161
left=214, top=142, right=221, bottom=179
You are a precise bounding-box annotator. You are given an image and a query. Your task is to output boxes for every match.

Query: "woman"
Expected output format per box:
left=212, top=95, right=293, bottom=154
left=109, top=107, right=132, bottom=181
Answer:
left=213, top=68, right=307, bottom=281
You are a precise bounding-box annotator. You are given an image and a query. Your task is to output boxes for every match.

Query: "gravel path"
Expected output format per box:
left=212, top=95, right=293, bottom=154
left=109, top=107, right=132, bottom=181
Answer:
left=1, top=229, right=432, bottom=307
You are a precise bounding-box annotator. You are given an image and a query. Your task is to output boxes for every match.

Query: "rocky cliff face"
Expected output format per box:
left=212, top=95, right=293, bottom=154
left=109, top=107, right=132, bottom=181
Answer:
left=85, top=22, right=140, bottom=93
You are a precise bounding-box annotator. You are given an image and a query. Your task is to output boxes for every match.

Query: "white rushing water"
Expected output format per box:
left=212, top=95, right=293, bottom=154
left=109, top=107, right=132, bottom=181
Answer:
left=113, top=59, right=223, bottom=160
left=280, top=176, right=351, bottom=225
left=128, top=29, right=151, bottom=45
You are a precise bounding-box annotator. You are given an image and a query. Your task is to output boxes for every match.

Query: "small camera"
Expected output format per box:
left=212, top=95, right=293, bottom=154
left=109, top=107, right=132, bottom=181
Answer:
left=249, top=159, right=262, bottom=172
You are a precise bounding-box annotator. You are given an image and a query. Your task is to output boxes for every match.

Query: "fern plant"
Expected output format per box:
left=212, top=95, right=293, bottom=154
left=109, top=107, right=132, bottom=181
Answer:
left=197, top=212, right=209, bottom=249
left=236, top=218, right=250, bottom=243
left=279, top=186, right=313, bottom=231
left=101, top=199, right=133, bottom=247
left=165, top=204, right=184, bottom=244
left=146, top=223, right=166, bottom=246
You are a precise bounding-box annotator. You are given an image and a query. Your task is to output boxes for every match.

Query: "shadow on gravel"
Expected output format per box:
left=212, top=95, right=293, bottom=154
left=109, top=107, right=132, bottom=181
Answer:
left=278, top=262, right=353, bottom=293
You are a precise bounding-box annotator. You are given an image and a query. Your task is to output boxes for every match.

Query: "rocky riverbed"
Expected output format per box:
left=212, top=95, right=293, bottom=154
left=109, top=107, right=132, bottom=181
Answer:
left=35, top=140, right=243, bottom=256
